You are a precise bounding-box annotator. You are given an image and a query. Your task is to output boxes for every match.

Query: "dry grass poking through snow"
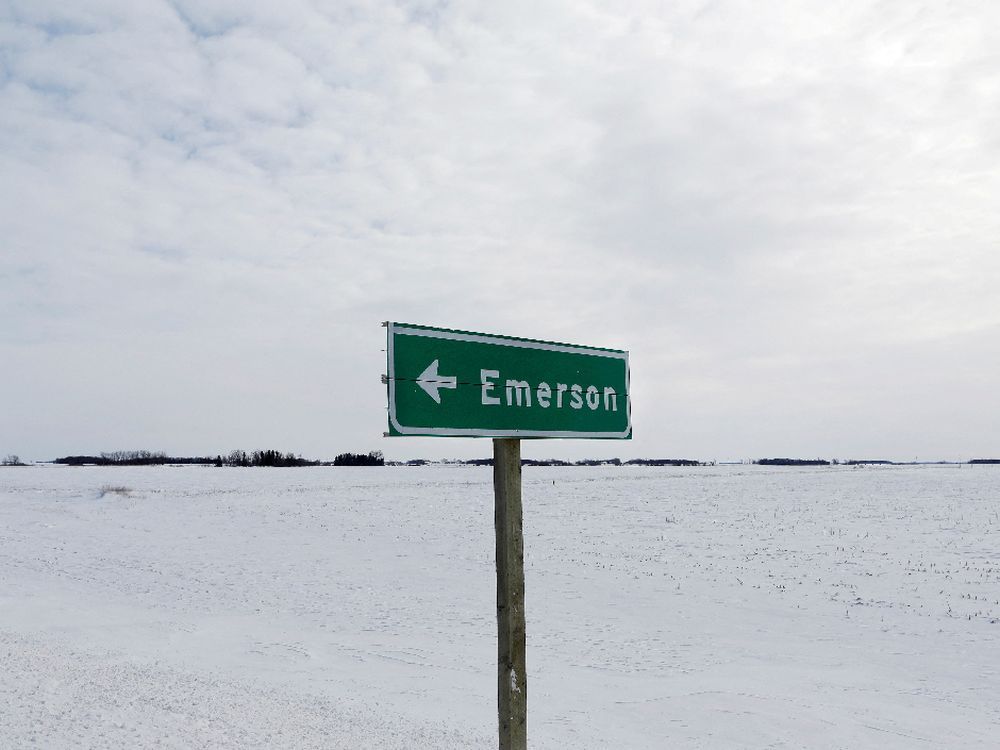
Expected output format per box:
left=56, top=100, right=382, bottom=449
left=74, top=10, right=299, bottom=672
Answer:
left=97, top=485, right=132, bottom=498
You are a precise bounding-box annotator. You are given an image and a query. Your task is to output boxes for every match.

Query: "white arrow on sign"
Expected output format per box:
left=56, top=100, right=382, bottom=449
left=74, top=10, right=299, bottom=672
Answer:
left=416, top=359, right=457, bottom=404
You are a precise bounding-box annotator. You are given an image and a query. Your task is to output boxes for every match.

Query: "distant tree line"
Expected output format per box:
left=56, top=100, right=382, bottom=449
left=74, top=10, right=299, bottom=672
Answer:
left=216, top=449, right=319, bottom=467
left=43, top=451, right=1000, bottom=469
left=624, top=458, right=700, bottom=467
left=428, top=457, right=701, bottom=468
left=755, top=458, right=831, bottom=466
left=53, top=449, right=339, bottom=467
left=54, top=451, right=201, bottom=466
left=757, top=458, right=1000, bottom=466
left=332, top=451, right=384, bottom=466
left=2, top=454, right=26, bottom=466
left=460, top=458, right=580, bottom=467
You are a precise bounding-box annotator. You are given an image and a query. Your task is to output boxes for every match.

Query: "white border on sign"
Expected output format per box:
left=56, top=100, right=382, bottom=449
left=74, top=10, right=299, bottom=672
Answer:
left=387, top=323, right=632, bottom=439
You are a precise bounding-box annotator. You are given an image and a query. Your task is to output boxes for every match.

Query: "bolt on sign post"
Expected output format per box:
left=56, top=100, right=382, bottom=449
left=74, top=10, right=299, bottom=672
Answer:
left=383, top=322, right=631, bottom=750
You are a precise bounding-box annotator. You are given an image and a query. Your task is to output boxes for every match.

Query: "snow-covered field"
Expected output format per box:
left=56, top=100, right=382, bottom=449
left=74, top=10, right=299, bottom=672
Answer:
left=2, top=464, right=999, bottom=748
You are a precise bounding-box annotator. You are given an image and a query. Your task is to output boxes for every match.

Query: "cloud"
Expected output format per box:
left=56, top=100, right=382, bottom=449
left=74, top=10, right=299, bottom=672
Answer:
left=1, top=0, right=999, bottom=460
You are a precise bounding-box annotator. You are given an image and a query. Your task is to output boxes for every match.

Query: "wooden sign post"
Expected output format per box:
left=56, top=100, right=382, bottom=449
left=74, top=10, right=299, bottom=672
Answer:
left=384, top=322, right=631, bottom=749
left=493, top=438, right=527, bottom=750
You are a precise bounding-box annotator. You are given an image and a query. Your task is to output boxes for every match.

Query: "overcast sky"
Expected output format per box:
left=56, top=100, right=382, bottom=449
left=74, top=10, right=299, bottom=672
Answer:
left=2, top=0, right=998, bottom=463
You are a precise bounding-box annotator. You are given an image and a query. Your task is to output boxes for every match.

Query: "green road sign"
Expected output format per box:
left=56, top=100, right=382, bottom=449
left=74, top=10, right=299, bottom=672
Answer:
left=385, top=322, right=631, bottom=438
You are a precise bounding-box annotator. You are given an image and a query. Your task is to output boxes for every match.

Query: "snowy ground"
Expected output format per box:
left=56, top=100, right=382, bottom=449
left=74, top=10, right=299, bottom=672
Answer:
left=2, top=464, right=999, bottom=748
